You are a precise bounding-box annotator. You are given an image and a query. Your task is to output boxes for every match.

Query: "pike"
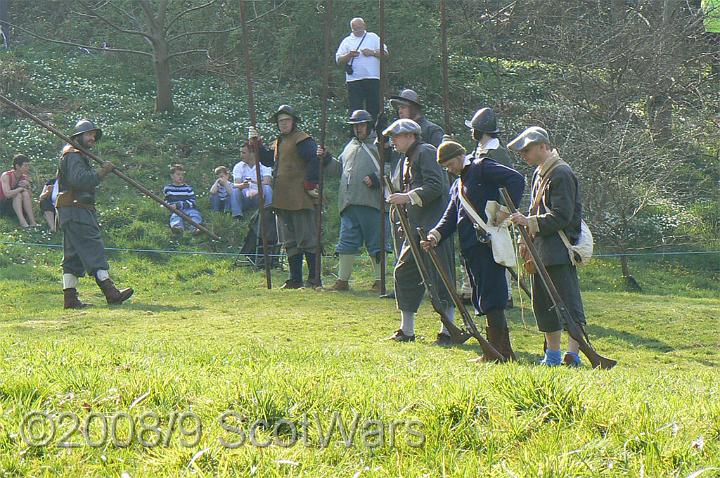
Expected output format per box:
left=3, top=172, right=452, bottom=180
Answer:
left=240, top=0, right=272, bottom=288
left=383, top=175, right=470, bottom=345
left=314, top=0, right=333, bottom=287
left=500, top=187, right=617, bottom=369
left=417, top=226, right=505, bottom=362
left=0, top=93, right=220, bottom=240
left=440, top=0, right=451, bottom=134
left=376, top=0, right=388, bottom=296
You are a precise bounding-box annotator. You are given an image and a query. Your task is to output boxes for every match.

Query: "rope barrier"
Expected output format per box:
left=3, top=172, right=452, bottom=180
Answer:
left=1, top=241, right=717, bottom=259
left=0, top=241, right=338, bottom=259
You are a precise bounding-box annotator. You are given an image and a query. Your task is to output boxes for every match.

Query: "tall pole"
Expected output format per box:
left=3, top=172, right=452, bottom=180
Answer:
left=315, top=0, right=333, bottom=287
left=377, top=0, right=387, bottom=296
left=440, top=0, right=451, bottom=134
left=240, top=0, right=272, bottom=289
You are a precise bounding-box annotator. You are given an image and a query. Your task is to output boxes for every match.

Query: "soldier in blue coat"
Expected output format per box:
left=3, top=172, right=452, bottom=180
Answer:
left=423, top=140, right=524, bottom=361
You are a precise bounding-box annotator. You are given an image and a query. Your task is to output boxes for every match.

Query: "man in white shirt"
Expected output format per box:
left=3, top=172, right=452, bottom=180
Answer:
left=335, top=17, right=388, bottom=121
left=231, top=141, right=273, bottom=219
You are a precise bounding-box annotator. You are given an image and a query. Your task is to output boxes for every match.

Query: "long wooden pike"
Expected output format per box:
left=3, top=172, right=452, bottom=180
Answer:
left=0, top=93, right=220, bottom=240
left=377, top=0, right=387, bottom=296
left=500, top=187, right=617, bottom=369
left=240, top=0, right=272, bottom=289
left=440, top=0, right=451, bottom=134
left=315, top=0, right=333, bottom=287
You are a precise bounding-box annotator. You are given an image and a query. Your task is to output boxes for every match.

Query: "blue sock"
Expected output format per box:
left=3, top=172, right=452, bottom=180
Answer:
left=563, top=351, right=581, bottom=367
left=540, top=348, right=562, bottom=366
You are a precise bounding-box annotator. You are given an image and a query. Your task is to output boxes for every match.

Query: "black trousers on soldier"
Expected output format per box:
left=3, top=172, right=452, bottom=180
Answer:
left=532, top=264, right=587, bottom=332
left=60, top=210, right=109, bottom=277
left=393, top=226, right=454, bottom=313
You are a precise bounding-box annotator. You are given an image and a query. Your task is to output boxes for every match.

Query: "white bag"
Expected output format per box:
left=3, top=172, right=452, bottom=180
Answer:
left=559, top=220, right=593, bottom=267
left=458, top=191, right=517, bottom=268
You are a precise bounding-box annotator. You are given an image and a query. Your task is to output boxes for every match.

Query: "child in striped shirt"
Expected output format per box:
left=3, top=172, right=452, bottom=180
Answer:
left=163, top=164, right=203, bottom=234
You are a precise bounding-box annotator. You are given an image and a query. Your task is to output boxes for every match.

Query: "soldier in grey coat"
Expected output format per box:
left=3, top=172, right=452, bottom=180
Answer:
left=389, top=89, right=444, bottom=148
left=58, top=120, right=133, bottom=309
left=318, top=110, right=391, bottom=291
left=508, top=127, right=587, bottom=367
left=383, top=119, right=456, bottom=344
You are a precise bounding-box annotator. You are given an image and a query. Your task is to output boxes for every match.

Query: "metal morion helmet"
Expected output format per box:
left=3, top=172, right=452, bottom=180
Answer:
left=347, top=109, right=373, bottom=125
left=465, top=107, right=500, bottom=134
left=70, top=119, right=103, bottom=142
left=270, top=104, right=300, bottom=123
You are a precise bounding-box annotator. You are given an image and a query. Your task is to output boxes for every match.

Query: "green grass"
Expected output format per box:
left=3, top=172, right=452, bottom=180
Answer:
left=0, top=250, right=718, bottom=477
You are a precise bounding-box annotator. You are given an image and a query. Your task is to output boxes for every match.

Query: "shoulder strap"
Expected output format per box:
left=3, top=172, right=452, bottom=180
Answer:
left=360, top=142, right=381, bottom=173
left=458, top=177, right=489, bottom=232
left=530, top=159, right=567, bottom=214
left=348, top=33, right=368, bottom=66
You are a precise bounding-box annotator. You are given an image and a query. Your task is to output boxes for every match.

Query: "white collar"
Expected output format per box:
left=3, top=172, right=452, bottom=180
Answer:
left=482, top=137, right=500, bottom=150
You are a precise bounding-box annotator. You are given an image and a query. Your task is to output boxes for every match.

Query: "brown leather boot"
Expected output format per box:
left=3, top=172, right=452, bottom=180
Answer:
left=498, top=327, right=516, bottom=361
left=328, top=279, right=349, bottom=291
left=63, top=288, right=92, bottom=309
left=96, top=278, right=134, bottom=305
left=469, top=326, right=505, bottom=363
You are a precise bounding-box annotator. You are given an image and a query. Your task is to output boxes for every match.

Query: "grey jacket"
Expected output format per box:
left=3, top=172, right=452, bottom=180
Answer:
left=337, top=137, right=385, bottom=213
left=57, top=150, right=102, bottom=227
left=416, top=115, right=444, bottom=148
left=529, top=154, right=582, bottom=267
left=391, top=141, right=449, bottom=231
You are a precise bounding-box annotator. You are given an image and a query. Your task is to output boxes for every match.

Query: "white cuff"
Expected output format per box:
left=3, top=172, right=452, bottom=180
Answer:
left=408, top=191, right=423, bottom=207
left=429, top=229, right=442, bottom=244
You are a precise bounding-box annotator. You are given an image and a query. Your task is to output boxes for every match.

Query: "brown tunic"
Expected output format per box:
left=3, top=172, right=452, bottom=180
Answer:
left=271, top=129, right=314, bottom=211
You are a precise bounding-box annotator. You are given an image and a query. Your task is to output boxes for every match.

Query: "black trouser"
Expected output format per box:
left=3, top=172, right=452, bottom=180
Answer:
left=347, top=79, right=380, bottom=120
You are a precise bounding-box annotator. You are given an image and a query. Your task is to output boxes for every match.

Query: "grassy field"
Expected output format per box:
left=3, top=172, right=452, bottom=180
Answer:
left=0, top=247, right=718, bottom=477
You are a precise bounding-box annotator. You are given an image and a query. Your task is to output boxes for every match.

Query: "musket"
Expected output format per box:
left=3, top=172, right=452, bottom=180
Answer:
left=0, top=93, right=219, bottom=240
left=240, top=0, right=271, bottom=288
left=314, top=0, right=333, bottom=287
left=376, top=0, right=387, bottom=296
left=383, top=175, right=469, bottom=344
left=417, top=226, right=505, bottom=361
left=500, top=187, right=617, bottom=370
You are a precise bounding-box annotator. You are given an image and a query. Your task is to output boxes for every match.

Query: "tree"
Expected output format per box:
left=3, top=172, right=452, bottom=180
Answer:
left=0, top=0, right=9, bottom=48
left=10, top=0, right=286, bottom=112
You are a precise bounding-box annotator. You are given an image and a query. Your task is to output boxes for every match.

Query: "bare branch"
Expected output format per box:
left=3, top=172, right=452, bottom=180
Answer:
left=166, top=48, right=210, bottom=61
left=8, top=21, right=152, bottom=56
left=74, top=0, right=152, bottom=41
left=168, top=25, right=244, bottom=43
left=165, top=0, right=217, bottom=34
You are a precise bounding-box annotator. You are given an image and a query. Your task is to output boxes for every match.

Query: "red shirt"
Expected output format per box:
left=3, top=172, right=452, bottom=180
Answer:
left=0, top=169, right=17, bottom=201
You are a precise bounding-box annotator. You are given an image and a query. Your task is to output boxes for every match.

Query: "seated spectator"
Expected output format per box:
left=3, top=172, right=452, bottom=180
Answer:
left=38, top=177, right=59, bottom=233
left=231, top=141, right=272, bottom=220
left=209, top=166, right=233, bottom=213
left=163, top=164, right=203, bottom=235
left=0, top=154, right=37, bottom=228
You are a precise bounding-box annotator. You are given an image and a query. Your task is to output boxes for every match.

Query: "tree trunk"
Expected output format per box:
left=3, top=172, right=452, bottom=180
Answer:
left=619, top=252, right=642, bottom=291
left=0, top=0, right=9, bottom=48
left=647, top=93, right=672, bottom=143
left=152, top=39, right=174, bottom=113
